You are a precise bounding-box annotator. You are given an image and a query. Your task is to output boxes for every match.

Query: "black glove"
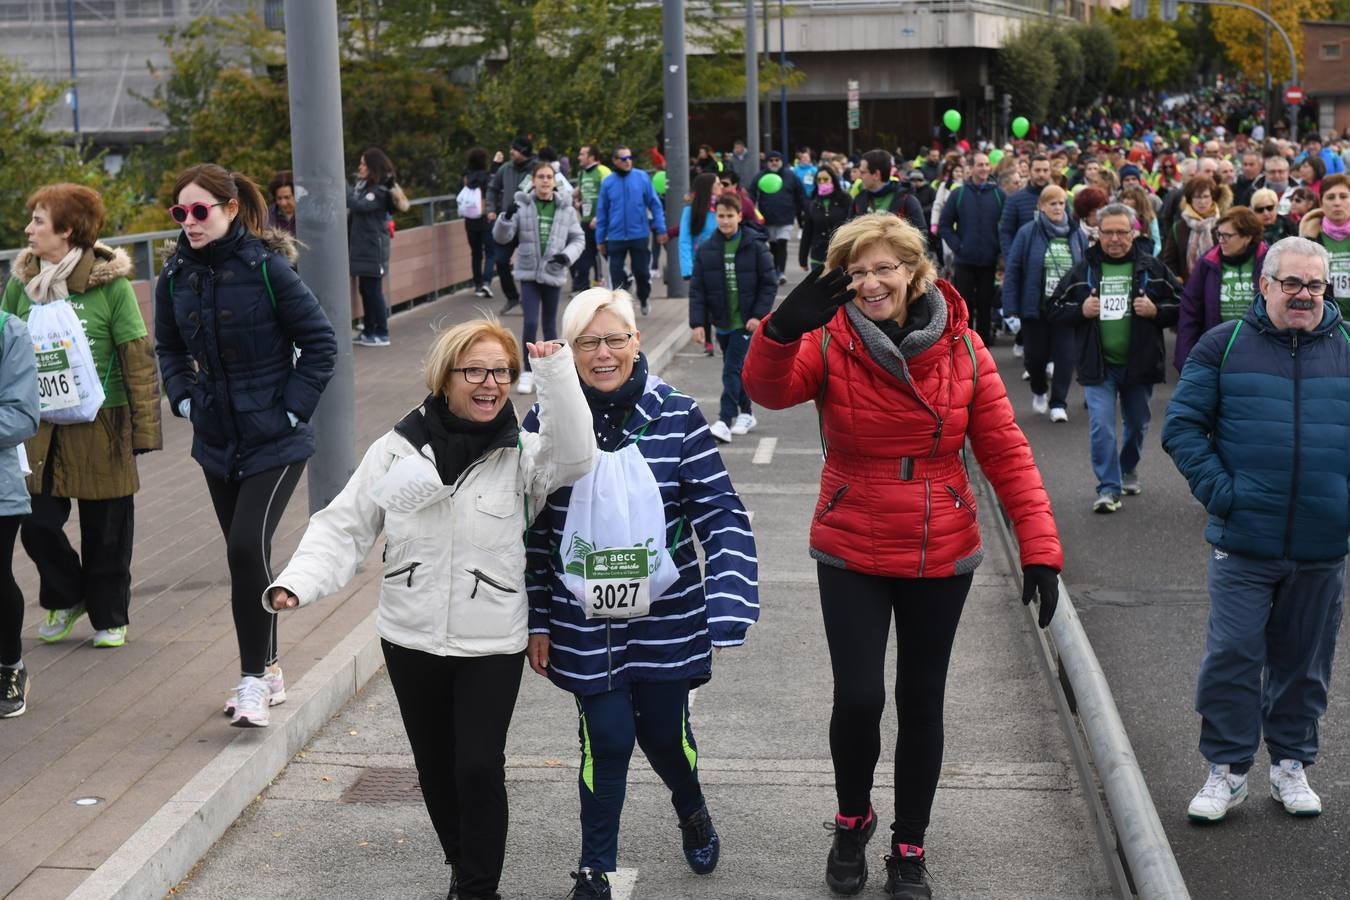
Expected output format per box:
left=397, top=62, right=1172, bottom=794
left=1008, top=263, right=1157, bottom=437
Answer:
left=133, top=447, right=156, bottom=456
left=763, top=266, right=855, bottom=343
left=1021, top=564, right=1060, bottom=629
left=549, top=253, right=568, bottom=266
left=503, top=200, right=519, bottom=220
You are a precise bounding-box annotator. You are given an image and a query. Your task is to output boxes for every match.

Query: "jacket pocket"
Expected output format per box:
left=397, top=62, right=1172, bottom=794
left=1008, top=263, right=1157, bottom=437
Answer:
left=944, top=483, right=978, bottom=523
left=232, top=385, right=291, bottom=445
left=450, top=567, right=525, bottom=639
left=379, top=544, right=438, bottom=639
left=815, top=484, right=850, bottom=523
left=468, top=489, right=524, bottom=553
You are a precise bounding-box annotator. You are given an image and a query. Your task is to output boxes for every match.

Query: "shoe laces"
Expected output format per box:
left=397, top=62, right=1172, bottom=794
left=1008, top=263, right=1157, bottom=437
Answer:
left=565, top=869, right=607, bottom=898
left=1276, top=761, right=1315, bottom=799
left=237, top=677, right=269, bottom=710
left=822, top=814, right=871, bottom=861
left=680, top=807, right=713, bottom=849
left=886, top=847, right=929, bottom=885
left=0, top=668, right=19, bottom=699
left=1198, top=765, right=1237, bottom=801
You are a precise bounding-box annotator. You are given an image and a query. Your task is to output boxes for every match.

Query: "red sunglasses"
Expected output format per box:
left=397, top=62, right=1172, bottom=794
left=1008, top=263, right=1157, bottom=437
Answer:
left=169, top=200, right=227, bottom=224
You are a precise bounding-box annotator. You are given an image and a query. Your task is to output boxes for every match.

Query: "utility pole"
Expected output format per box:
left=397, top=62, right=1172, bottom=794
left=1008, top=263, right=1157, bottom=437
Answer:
left=662, top=0, right=690, bottom=299
left=284, top=0, right=356, bottom=512
left=65, top=0, right=79, bottom=139
left=762, top=0, right=771, bottom=157
left=745, top=0, right=760, bottom=176
left=1263, top=0, right=1272, bottom=136
left=779, top=0, right=788, bottom=158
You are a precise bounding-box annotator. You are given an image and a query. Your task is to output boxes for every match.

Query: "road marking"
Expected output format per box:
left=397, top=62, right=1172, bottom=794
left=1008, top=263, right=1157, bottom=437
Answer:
left=751, top=437, right=777, bottom=464
left=608, top=867, right=639, bottom=899
left=746, top=510, right=755, bottom=524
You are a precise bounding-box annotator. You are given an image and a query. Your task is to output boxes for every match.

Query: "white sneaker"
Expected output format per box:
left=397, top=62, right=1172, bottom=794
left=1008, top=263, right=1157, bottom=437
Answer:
left=1031, top=393, right=1049, bottom=415
left=1270, top=759, right=1321, bottom=816
left=1046, top=361, right=1055, bottom=377
left=516, top=371, right=535, bottom=394
left=709, top=420, right=733, bottom=443
left=1012, top=342, right=1025, bottom=358
left=1049, top=407, right=1069, bottom=423
left=230, top=676, right=271, bottom=728
left=1187, top=763, right=1247, bottom=822
left=731, top=413, right=757, bottom=435
left=1021, top=369, right=1030, bottom=381
left=224, top=665, right=287, bottom=717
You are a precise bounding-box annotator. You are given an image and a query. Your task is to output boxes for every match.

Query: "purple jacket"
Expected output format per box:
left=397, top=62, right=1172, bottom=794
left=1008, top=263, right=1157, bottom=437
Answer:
left=1174, top=242, right=1267, bottom=372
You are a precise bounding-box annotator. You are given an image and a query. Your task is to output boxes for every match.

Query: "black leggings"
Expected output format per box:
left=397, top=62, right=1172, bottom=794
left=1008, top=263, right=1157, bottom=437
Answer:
left=204, top=462, right=304, bottom=677
left=0, top=517, right=23, bottom=666
left=770, top=238, right=789, bottom=275
left=817, top=563, right=972, bottom=848
left=465, top=227, right=492, bottom=289
left=383, top=639, right=525, bottom=898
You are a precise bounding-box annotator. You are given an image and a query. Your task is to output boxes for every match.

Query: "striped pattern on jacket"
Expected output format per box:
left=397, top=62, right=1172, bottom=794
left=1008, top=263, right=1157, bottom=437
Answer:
left=522, top=374, right=759, bottom=696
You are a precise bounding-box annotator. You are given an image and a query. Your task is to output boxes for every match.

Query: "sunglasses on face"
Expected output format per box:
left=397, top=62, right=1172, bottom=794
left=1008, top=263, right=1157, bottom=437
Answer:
left=1254, top=205, right=1276, bottom=213
left=615, top=155, right=633, bottom=162
left=170, top=201, right=227, bottom=223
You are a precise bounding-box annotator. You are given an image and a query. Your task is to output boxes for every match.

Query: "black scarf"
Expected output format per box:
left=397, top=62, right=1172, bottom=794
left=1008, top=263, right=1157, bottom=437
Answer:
left=874, top=295, right=934, bottom=349
left=1221, top=241, right=1258, bottom=268
left=582, top=354, right=649, bottom=452
left=420, top=392, right=517, bottom=485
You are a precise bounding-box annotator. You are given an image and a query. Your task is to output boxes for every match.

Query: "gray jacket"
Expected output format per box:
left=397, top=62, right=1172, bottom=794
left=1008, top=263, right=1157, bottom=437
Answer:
left=492, top=191, right=585, bottom=287
left=0, top=313, right=39, bottom=517
left=489, top=159, right=535, bottom=215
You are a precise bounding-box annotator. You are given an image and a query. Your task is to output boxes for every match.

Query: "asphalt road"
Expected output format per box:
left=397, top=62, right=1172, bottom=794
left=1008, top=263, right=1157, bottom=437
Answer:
left=989, top=330, right=1350, bottom=900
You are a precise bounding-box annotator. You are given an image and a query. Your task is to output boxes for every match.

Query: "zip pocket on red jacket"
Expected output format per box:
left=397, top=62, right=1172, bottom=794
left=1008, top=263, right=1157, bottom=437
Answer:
left=945, top=484, right=977, bottom=522
left=816, top=484, right=850, bottom=522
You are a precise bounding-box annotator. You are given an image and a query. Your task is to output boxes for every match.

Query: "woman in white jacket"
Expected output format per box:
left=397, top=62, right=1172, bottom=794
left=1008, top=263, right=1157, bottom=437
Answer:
left=266, top=318, right=596, bottom=900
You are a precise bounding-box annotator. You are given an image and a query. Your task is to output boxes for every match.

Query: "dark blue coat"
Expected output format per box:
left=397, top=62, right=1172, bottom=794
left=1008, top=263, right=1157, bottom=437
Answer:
left=999, top=183, right=1046, bottom=259
left=155, top=224, right=338, bottom=482
left=749, top=166, right=805, bottom=226
left=347, top=180, right=395, bottom=277
left=689, top=228, right=778, bottom=330
left=1163, top=298, right=1350, bottom=561
left=938, top=181, right=1006, bottom=266
left=1002, top=215, right=1089, bottom=320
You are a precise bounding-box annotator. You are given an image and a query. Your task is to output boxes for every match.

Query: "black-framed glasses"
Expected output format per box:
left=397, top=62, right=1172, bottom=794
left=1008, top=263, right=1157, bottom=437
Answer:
left=1215, top=231, right=1239, bottom=242
left=1253, top=205, right=1276, bottom=214
left=573, top=332, right=634, bottom=352
left=450, top=367, right=516, bottom=384
left=1098, top=229, right=1134, bottom=239
left=169, top=201, right=227, bottom=223
left=1274, top=277, right=1328, bottom=297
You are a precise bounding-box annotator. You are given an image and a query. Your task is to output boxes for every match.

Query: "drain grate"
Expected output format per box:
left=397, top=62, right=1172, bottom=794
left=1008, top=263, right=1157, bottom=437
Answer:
left=340, top=767, right=424, bottom=804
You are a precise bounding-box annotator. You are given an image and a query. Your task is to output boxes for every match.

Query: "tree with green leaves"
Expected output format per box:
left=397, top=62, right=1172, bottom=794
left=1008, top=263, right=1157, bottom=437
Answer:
left=994, top=23, right=1059, bottom=124
left=1104, top=5, right=1196, bottom=93
left=1073, top=23, right=1119, bottom=108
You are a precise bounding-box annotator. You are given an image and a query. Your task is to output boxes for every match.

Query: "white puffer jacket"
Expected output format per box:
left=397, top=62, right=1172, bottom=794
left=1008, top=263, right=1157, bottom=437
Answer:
left=266, top=347, right=596, bottom=657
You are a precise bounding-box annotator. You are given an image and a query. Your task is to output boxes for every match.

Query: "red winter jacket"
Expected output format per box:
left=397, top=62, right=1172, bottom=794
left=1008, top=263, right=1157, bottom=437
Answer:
left=742, top=279, right=1062, bottom=578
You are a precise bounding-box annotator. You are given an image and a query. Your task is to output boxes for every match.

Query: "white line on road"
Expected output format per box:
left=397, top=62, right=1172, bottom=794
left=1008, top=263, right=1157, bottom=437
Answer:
left=746, top=510, right=755, bottom=524
left=751, top=437, right=778, bottom=465
left=608, top=867, right=639, bottom=899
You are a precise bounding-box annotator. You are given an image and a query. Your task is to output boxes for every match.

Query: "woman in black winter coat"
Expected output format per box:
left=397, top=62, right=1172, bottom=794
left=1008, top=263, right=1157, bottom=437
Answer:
left=348, top=147, right=410, bottom=346
left=155, top=164, right=338, bottom=728
left=799, top=166, right=852, bottom=273
left=462, top=147, right=495, bottom=299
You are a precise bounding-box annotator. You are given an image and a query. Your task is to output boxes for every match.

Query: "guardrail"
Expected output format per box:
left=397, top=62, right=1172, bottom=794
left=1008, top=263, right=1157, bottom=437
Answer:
left=973, top=465, right=1191, bottom=900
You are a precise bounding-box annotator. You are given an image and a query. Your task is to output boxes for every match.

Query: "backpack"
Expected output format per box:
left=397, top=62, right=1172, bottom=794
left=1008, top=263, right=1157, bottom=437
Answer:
left=456, top=184, right=484, bottom=220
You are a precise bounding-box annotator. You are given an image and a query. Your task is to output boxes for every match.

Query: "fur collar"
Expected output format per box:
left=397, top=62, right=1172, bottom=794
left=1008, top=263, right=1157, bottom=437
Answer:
left=1299, top=209, right=1326, bottom=240
left=11, top=242, right=133, bottom=294
left=158, top=227, right=302, bottom=267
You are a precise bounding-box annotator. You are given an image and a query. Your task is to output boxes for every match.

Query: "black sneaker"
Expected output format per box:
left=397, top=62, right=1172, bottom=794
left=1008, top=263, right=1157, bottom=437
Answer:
left=883, top=844, right=932, bottom=899
left=679, top=804, right=720, bottom=874
left=824, top=808, right=876, bottom=895
left=568, top=868, right=611, bottom=899
left=499, top=298, right=520, bottom=316
left=640, top=299, right=650, bottom=316
left=0, top=665, right=27, bottom=718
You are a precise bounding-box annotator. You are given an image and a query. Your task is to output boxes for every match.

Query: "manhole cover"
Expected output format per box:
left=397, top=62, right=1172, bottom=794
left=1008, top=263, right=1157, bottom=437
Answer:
left=340, top=767, right=424, bottom=804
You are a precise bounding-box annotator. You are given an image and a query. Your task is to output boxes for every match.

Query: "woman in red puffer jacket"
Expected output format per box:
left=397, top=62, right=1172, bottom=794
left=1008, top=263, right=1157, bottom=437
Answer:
left=742, top=213, right=1062, bottom=900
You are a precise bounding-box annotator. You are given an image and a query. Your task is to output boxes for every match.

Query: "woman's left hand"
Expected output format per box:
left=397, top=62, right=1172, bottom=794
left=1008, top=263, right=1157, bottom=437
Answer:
left=527, top=634, right=550, bottom=676
left=526, top=341, right=563, bottom=359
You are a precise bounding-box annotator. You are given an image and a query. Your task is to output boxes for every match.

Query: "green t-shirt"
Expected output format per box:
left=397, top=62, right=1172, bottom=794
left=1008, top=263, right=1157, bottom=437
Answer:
left=722, top=233, right=745, bottom=331
left=579, top=165, right=605, bottom=223
left=1325, top=234, right=1350, bottom=320
left=2, top=273, right=145, bottom=408
left=1042, top=237, right=1073, bottom=308
left=870, top=190, right=897, bottom=214
left=536, top=198, right=556, bottom=251
left=1218, top=259, right=1254, bottom=322
left=1097, top=261, right=1133, bottom=367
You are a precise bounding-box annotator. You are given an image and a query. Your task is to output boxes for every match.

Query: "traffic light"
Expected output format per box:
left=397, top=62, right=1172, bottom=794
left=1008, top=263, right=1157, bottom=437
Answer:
left=1131, top=0, right=1148, bottom=18
left=1161, top=0, right=1179, bottom=21
left=1001, top=93, right=1012, bottom=122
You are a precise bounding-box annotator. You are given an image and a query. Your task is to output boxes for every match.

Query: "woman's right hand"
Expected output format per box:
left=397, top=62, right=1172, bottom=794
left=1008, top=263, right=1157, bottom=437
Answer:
left=269, top=587, right=299, bottom=611
left=527, top=634, right=550, bottom=676
left=763, top=267, right=855, bottom=343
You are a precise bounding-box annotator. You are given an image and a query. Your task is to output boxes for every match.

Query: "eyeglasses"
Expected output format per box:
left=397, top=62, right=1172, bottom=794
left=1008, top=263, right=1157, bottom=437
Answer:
left=1273, top=277, right=1328, bottom=297
left=1253, top=205, right=1276, bottom=214
left=1215, top=231, right=1239, bottom=242
left=450, top=367, right=516, bottom=384
left=1098, top=229, right=1134, bottom=239
left=169, top=201, right=227, bottom=223
left=573, top=332, right=634, bottom=352
left=845, top=262, right=904, bottom=283
left=615, top=155, right=633, bottom=162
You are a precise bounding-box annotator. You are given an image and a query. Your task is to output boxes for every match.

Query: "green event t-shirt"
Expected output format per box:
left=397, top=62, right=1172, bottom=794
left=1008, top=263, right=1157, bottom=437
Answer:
left=1218, top=259, right=1254, bottom=323
left=2, top=273, right=146, bottom=408
left=1042, top=237, right=1073, bottom=309
left=722, top=233, right=745, bottom=331
left=1097, top=261, right=1133, bottom=367
left=1325, top=234, right=1350, bottom=320
left=870, top=190, right=897, bottom=214
left=579, top=165, right=604, bottom=224
left=536, top=198, right=556, bottom=252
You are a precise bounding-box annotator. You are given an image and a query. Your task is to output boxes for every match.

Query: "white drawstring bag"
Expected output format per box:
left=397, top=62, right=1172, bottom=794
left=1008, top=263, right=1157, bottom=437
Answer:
left=560, top=442, right=680, bottom=619
left=28, top=299, right=105, bottom=424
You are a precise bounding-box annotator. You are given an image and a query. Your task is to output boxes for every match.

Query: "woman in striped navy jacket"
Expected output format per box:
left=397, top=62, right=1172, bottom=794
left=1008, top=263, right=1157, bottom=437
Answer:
left=522, top=287, right=759, bottom=900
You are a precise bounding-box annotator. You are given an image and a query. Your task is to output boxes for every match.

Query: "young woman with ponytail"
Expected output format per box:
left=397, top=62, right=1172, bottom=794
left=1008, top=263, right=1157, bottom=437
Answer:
left=154, top=164, right=338, bottom=727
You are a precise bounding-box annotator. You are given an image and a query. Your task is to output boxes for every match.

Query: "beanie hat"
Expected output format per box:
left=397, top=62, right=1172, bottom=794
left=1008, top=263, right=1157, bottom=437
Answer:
left=511, top=136, right=533, bottom=157
left=1118, top=164, right=1142, bottom=181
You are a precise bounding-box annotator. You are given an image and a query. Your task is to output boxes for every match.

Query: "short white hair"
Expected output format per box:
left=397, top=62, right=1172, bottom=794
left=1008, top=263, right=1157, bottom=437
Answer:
left=1261, top=236, right=1331, bottom=282
left=561, top=287, right=638, bottom=344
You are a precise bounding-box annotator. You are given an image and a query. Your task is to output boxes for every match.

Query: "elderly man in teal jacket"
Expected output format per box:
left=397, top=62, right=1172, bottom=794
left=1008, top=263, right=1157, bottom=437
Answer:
left=1163, top=236, right=1350, bottom=825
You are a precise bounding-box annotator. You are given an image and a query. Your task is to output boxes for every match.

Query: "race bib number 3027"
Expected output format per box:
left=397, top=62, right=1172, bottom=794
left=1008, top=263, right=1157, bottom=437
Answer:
left=583, top=547, right=653, bottom=619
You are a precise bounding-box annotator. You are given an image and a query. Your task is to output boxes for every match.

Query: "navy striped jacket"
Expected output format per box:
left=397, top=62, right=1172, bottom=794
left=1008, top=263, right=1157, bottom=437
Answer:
left=522, top=374, right=759, bottom=696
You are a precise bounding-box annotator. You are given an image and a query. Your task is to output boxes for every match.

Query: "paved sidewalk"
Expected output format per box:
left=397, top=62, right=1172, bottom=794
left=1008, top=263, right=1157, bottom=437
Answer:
left=175, top=313, right=1114, bottom=899
left=0, top=277, right=690, bottom=900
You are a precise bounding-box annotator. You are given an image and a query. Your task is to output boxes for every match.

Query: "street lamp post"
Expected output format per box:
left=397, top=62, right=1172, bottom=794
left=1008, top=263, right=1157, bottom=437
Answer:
left=65, top=0, right=80, bottom=139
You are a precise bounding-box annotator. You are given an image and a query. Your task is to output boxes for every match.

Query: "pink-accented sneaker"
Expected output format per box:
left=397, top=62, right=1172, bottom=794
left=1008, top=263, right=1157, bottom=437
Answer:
left=884, top=843, right=932, bottom=898
left=824, top=806, right=876, bottom=894
left=224, top=666, right=286, bottom=718
left=230, top=676, right=271, bottom=728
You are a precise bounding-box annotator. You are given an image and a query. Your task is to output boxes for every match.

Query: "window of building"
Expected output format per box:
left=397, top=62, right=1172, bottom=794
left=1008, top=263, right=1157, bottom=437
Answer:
left=1321, top=43, right=1342, bottom=60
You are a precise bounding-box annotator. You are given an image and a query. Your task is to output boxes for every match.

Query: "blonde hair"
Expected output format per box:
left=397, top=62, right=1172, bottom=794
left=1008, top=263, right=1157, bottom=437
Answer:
left=424, top=317, right=521, bottom=394
left=1038, top=185, right=1068, bottom=209
left=824, top=213, right=935, bottom=297
left=1250, top=188, right=1278, bottom=210
left=560, top=287, right=638, bottom=345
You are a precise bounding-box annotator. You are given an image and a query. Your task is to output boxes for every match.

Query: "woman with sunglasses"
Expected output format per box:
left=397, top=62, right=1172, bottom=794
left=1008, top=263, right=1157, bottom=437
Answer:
left=155, top=164, right=337, bottom=727
left=1251, top=188, right=1296, bottom=245
left=522, top=288, right=757, bottom=899
left=1174, top=206, right=1267, bottom=370
left=2, top=183, right=162, bottom=652
left=800, top=166, right=852, bottom=274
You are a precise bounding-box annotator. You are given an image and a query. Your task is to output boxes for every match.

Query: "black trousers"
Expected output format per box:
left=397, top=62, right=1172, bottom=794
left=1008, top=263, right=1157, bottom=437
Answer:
left=770, top=239, right=789, bottom=276
left=22, top=492, right=134, bottom=630
left=1020, top=317, right=1077, bottom=410
left=952, top=263, right=999, bottom=346
left=572, top=225, right=600, bottom=293
left=0, top=517, right=23, bottom=665
left=465, top=227, right=491, bottom=289
left=383, top=640, right=525, bottom=898
left=494, top=236, right=519, bottom=303
left=817, top=563, right=972, bottom=849
left=204, top=463, right=304, bottom=677
left=357, top=276, right=389, bottom=340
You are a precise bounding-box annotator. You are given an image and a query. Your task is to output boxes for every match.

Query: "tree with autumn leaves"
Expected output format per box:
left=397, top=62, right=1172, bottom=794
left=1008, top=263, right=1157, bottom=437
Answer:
left=1210, top=0, right=1332, bottom=83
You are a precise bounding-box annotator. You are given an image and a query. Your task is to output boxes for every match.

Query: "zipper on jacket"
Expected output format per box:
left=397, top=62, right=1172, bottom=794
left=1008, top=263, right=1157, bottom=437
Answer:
left=919, top=481, right=931, bottom=577
left=468, top=568, right=518, bottom=598
left=384, top=561, right=421, bottom=587
left=1283, top=333, right=1301, bottom=558
left=816, top=484, right=849, bottom=522
left=945, top=484, right=976, bottom=521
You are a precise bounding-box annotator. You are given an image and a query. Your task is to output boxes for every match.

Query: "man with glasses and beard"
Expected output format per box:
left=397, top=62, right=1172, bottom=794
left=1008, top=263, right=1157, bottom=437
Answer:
left=1163, top=237, right=1350, bottom=825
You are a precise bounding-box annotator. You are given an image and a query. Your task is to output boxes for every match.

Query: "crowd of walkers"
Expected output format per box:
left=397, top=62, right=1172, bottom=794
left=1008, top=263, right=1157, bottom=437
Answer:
left=1, top=104, right=1348, bottom=900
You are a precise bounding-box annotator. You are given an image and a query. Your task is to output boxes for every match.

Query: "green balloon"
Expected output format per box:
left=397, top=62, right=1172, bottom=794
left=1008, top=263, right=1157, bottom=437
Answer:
left=1011, top=116, right=1030, bottom=139
left=988, top=149, right=1004, bottom=166
left=653, top=170, right=667, bottom=195
left=758, top=172, right=783, bottom=194
left=943, top=109, right=962, bottom=134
